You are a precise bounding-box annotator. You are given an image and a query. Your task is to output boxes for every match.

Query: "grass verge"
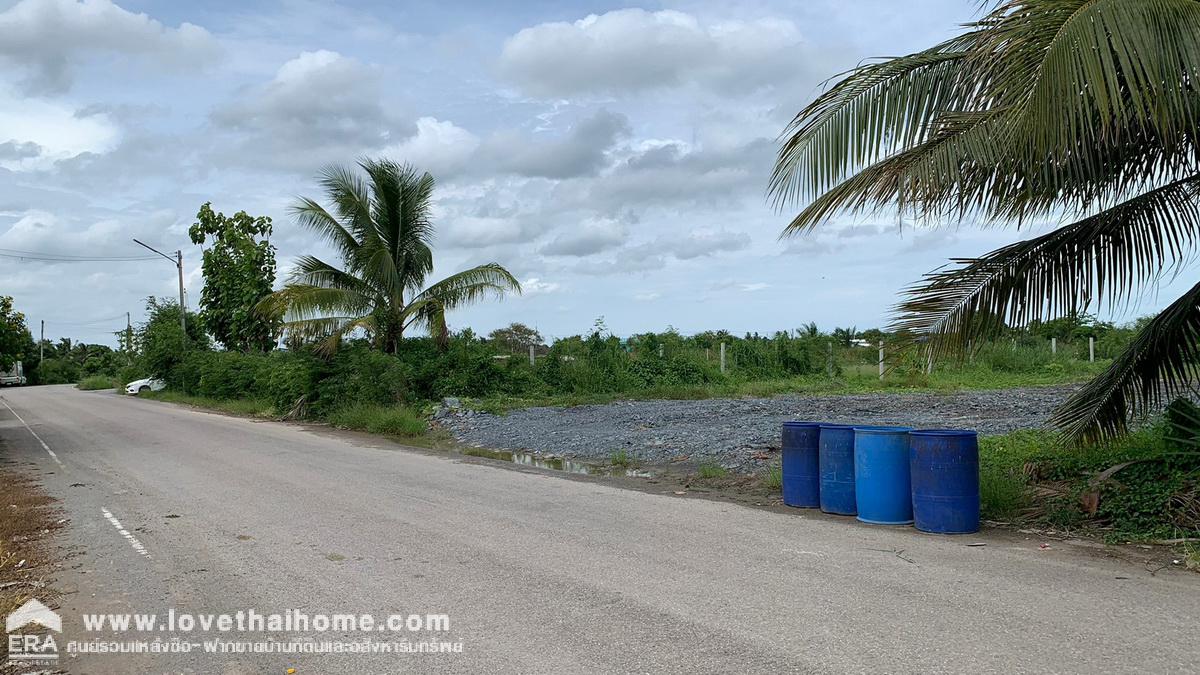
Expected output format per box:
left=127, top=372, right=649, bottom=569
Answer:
left=326, top=402, right=427, bottom=438
left=76, top=374, right=118, bottom=390
left=142, top=390, right=275, bottom=417
left=467, top=363, right=1108, bottom=413
left=980, top=427, right=1200, bottom=544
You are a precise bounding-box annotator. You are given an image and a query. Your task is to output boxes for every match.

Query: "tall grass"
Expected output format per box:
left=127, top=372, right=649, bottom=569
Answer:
left=76, top=375, right=118, bottom=390
left=326, top=403, right=426, bottom=438
left=142, top=391, right=275, bottom=417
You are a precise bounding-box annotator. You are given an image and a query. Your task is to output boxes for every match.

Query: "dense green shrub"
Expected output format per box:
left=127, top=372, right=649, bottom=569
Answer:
left=76, top=374, right=117, bottom=390
left=326, top=402, right=426, bottom=437
left=982, top=426, right=1200, bottom=539
left=316, top=345, right=411, bottom=411
left=37, top=358, right=79, bottom=384
left=196, top=352, right=265, bottom=399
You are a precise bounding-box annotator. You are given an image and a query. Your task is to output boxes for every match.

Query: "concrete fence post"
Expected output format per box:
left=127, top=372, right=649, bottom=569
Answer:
left=1051, top=337, right=1057, bottom=355
left=719, top=342, right=726, bottom=374
left=1089, top=336, right=1095, bottom=363
left=826, top=341, right=833, bottom=377
left=878, top=341, right=885, bottom=380
left=528, top=344, right=535, bottom=366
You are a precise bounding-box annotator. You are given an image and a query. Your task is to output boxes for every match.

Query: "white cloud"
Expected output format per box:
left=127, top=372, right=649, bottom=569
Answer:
left=499, top=9, right=806, bottom=97
left=0, top=0, right=218, bottom=95
left=382, top=117, right=479, bottom=177
left=479, top=110, right=630, bottom=179
left=210, top=50, right=410, bottom=171
left=521, top=277, right=560, bottom=295
left=710, top=279, right=771, bottom=293
left=0, top=91, right=117, bottom=169
left=539, top=217, right=628, bottom=256
left=667, top=230, right=752, bottom=260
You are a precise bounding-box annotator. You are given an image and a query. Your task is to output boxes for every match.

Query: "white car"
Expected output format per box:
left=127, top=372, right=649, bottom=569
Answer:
left=124, top=378, right=166, bottom=395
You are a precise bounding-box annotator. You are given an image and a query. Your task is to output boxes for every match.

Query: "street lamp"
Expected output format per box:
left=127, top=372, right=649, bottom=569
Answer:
left=132, top=239, right=186, bottom=338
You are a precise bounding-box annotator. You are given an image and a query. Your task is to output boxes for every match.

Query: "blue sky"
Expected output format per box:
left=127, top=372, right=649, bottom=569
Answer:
left=0, top=0, right=1185, bottom=346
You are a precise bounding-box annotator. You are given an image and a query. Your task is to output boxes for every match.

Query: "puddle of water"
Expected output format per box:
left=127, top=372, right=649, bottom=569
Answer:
left=461, top=448, right=652, bottom=478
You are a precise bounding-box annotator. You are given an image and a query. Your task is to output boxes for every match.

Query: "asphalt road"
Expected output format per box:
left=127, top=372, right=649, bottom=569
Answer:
left=1, top=385, right=1197, bottom=674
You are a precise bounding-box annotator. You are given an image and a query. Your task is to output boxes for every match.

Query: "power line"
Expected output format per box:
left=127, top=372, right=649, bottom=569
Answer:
left=0, top=246, right=160, bottom=262
left=40, top=314, right=129, bottom=328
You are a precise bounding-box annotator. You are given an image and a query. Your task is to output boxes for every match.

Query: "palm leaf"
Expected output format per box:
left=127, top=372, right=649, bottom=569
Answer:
left=893, top=175, right=1200, bottom=357
left=1054, top=281, right=1200, bottom=443
left=411, top=263, right=522, bottom=310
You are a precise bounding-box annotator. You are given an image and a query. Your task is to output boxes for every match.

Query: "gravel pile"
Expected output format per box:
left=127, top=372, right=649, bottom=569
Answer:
left=437, top=386, right=1078, bottom=474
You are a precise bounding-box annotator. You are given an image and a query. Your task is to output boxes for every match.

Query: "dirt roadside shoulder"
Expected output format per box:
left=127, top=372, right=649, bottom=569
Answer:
left=0, top=448, right=65, bottom=673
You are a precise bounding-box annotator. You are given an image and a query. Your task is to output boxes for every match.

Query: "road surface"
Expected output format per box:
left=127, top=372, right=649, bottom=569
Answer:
left=0, top=385, right=1196, bottom=673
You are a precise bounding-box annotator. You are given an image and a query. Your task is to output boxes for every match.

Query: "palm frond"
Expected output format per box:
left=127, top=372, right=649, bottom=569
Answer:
left=773, top=0, right=1200, bottom=229
left=282, top=315, right=377, bottom=357
left=259, top=284, right=374, bottom=322
left=893, top=175, right=1200, bottom=357
left=316, top=163, right=382, bottom=256
left=1053, top=281, right=1200, bottom=443
left=770, top=32, right=982, bottom=208
left=411, top=263, right=522, bottom=310
left=289, top=198, right=360, bottom=261
left=288, top=255, right=374, bottom=294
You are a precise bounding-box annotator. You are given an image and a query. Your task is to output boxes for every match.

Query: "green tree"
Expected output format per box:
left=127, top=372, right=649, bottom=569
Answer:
left=0, top=296, right=33, bottom=371
left=260, top=158, right=520, bottom=354
left=189, top=203, right=279, bottom=352
left=137, top=297, right=209, bottom=381
left=488, top=323, right=544, bottom=354
left=832, top=326, right=858, bottom=347
left=772, top=0, right=1200, bottom=443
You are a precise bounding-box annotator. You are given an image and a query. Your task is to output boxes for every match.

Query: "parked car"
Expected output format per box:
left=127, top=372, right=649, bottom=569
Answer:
left=124, top=378, right=166, bottom=395
left=0, top=361, right=25, bottom=386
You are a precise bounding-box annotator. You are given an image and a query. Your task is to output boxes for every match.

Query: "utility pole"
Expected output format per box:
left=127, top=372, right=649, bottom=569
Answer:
left=39, top=320, right=44, bottom=362
left=126, top=312, right=133, bottom=359
left=133, top=239, right=186, bottom=339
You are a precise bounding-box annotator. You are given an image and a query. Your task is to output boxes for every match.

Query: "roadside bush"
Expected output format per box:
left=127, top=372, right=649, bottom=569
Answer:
left=982, top=425, right=1200, bottom=539
left=76, top=374, right=117, bottom=390
left=255, top=352, right=324, bottom=416
left=137, top=297, right=208, bottom=384
left=117, top=363, right=144, bottom=389
left=195, top=352, right=266, bottom=399
left=37, top=358, right=78, bottom=384
left=315, top=345, right=411, bottom=410
left=326, top=402, right=426, bottom=437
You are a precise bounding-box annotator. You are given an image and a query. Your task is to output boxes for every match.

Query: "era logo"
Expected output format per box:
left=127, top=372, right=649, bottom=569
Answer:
left=6, top=599, right=60, bottom=665
left=8, top=633, right=58, bottom=656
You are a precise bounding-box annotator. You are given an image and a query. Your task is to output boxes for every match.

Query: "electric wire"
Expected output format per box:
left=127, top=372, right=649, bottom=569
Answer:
left=0, top=246, right=160, bottom=262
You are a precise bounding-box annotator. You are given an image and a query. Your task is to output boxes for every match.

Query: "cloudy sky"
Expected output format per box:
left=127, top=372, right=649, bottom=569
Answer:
left=0, top=0, right=1185, bottom=346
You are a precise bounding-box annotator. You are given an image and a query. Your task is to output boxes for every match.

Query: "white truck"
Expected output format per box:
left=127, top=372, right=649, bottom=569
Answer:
left=0, top=361, right=26, bottom=386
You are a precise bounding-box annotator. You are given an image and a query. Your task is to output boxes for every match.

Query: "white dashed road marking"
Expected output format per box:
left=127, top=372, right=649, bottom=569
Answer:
left=0, top=397, right=63, bottom=466
left=102, top=507, right=150, bottom=558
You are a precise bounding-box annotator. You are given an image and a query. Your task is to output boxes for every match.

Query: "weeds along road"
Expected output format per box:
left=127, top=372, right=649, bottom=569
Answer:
left=0, top=385, right=1196, bottom=674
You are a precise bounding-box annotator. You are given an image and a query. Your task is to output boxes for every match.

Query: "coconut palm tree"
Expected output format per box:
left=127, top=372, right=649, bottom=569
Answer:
left=771, top=0, right=1200, bottom=443
left=260, top=158, right=520, bottom=354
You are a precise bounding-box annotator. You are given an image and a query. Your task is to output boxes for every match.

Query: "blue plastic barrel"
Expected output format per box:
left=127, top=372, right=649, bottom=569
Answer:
left=853, top=426, right=914, bottom=525
left=818, top=424, right=856, bottom=515
left=781, top=422, right=821, bottom=508
left=910, top=430, right=981, bottom=534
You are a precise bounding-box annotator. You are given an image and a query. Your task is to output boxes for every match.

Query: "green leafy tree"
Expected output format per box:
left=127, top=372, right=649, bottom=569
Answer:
left=772, top=0, right=1200, bottom=442
left=189, top=203, right=279, bottom=352
left=488, top=323, right=544, bottom=354
left=0, top=296, right=33, bottom=371
left=136, top=297, right=209, bottom=381
left=260, top=158, right=520, bottom=354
